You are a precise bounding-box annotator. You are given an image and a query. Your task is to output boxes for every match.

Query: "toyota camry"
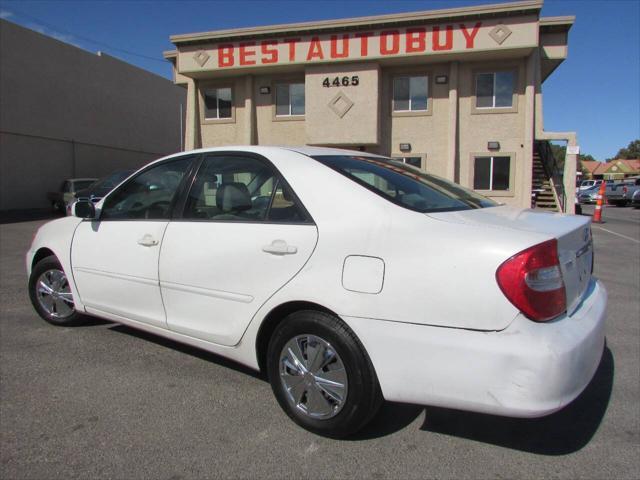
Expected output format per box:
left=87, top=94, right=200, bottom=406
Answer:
left=27, top=146, right=607, bottom=437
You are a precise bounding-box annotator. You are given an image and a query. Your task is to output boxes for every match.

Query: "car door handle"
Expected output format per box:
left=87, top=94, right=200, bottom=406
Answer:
left=137, top=234, right=159, bottom=247
left=262, top=239, right=297, bottom=255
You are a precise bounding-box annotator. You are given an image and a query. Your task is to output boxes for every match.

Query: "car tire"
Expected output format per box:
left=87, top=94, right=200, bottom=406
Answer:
left=29, top=255, right=85, bottom=326
left=267, top=310, right=383, bottom=438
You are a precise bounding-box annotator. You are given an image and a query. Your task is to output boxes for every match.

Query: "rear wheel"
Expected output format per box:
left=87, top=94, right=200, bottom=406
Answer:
left=267, top=310, right=382, bottom=437
left=29, top=255, right=85, bottom=326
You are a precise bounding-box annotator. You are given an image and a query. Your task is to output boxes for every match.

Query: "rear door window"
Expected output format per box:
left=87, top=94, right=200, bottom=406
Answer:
left=183, top=154, right=311, bottom=223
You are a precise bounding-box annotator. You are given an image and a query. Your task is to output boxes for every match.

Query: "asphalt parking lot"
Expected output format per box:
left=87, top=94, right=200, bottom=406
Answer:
left=1, top=206, right=639, bottom=480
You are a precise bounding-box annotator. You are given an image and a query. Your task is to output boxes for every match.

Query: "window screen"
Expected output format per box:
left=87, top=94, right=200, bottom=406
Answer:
left=476, top=72, right=514, bottom=108
left=275, top=83, right=305, bottom=116
left=393, top=76, right=428, bottom=111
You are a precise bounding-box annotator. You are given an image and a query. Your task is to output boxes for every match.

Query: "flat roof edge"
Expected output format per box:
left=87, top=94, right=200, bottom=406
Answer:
left=170, top=0, right=543, bottom=44
left=540, top=16, right=575, bottom=30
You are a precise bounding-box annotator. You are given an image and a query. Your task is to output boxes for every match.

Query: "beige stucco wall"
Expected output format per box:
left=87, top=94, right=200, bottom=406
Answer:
left=381, top=63, right=451, bottom=176
left=198, top=77, right=248, bottom=146
left=305, top=63, right=380, bottom=146
left=0, top=19, right=186, bottom=211
left=457, top=59, right=529, bottom=207
left=255, top=74, right=306, bottom=145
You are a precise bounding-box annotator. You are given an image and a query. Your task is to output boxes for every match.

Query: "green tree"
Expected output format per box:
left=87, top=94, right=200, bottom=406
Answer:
left=608, top=139, right=640, bottom=161
left=550, top=144, right=566, bottom=162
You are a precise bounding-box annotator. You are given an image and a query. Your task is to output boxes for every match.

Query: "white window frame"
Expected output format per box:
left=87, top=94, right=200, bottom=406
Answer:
left=203, top=87, right=233, bottom=120
left=475, top=71, right=515, bottom=109
left=393, top=76, right=429, bottom=112
left=275, top=82, right=305, bottom=117
left=393, top=156, right=423, bottom=169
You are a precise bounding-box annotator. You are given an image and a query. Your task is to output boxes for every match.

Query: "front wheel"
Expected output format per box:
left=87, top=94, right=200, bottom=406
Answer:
left=267, top=310, right=382, bottom=437
left=29, top=255, right=85, bottom=326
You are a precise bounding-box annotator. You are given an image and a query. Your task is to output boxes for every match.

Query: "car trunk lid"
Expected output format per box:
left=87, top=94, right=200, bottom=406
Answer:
left=427, top=206, right=593, bottom=316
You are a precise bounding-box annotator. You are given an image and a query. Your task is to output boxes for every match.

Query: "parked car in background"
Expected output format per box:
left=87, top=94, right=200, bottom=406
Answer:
left=75, top=170, right=134, bottom=203
left=46, top=178, right=97, bottom=213
left=66, top=170, right=134, bottom=215
left=27, top=146, right=607, bottom=437
left=578, top=179, right=602, bottom=191
left=578, top=185, right=601, bottom=204
left=632, top=189, right=640, bottom=209
left=606, top=177, right=640, bottom=207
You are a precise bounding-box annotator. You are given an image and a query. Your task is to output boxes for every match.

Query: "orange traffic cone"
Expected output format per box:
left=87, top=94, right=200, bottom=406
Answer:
left=592, top=181, right=607, bottom=223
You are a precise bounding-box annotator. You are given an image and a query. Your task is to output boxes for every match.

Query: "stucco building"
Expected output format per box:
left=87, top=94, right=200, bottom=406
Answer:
left=0, top=19, right=186, bottom=212
left=164, top=0, right=579, bottom=212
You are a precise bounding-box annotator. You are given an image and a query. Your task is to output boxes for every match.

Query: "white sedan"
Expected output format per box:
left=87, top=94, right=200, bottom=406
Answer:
left=27, top=146, right=607, bottom=437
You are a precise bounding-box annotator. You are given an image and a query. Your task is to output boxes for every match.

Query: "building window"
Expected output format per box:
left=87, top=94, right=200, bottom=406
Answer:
left=203, top=87, right=232, bottom=119
left=474, top=156, right=511, bottom=191
left=476, top=72, right=515, bottom=108
left=275, top=83, right=305, bottom=116
left=394, top=156, right=422, bottom=169
left=393, top=76, right=428, bottom=111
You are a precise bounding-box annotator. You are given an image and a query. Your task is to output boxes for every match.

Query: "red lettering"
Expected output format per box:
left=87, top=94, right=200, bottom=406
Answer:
left=260, top=40, right=278, bottom=64
left=380, top=30, right=400, bottom=55
left=218, top=44, right=234, bottom=67
left=460, top=22, right=481, bottom=49
left=355, top=32, right=372, bottom=56
left=239, top=41, right=256, bottom=66
left=433, top=25, right=453, bottom=51
left=284, top=38, right=300, bottom=62
left=330, top=34, right=349, bottom=59
left=405, top=27, right=426, bottom=53
left=306, top=36, right=324, bottom=61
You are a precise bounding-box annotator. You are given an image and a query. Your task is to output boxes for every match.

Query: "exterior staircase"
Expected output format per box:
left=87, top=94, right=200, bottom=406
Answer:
left=531, top=152, right=560, bottom=211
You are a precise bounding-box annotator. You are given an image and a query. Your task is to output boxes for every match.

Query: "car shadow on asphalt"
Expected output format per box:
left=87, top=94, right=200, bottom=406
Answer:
left=419, top=345, right=614, bottom=455
left=107, top=323, right=265, bottom=381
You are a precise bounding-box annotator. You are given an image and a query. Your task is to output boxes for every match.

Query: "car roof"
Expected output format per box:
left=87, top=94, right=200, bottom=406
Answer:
left=171, top=145, right=385, bottom=159
left=69, top=178, right=98, bottom=182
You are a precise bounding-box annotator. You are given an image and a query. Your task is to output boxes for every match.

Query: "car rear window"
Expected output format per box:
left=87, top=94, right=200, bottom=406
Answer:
left=312, top=155, right=498, bottom=213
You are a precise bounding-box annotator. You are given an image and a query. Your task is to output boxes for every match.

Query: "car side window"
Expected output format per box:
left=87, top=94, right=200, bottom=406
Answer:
left=183, top=155, right=309, bottom=223
left=184, top=155, right=274, bottom=221
left=101, top=157, right=193, bottom=220
left=266, top=179, right=309, bottom=223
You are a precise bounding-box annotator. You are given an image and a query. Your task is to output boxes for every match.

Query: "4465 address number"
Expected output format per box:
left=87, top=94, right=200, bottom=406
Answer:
left=322, top=76, right=360, bottom=87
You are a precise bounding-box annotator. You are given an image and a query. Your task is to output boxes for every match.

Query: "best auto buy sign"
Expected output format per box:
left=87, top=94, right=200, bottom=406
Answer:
left=180, top=17, right=536, bottom=72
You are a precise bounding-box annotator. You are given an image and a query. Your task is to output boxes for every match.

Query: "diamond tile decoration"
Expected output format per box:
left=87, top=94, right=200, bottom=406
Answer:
left=328, top=91, right=354, bottom=118
left=489, top=24, right=512, bottom=45
left=193, top=50, right=210, bottom=67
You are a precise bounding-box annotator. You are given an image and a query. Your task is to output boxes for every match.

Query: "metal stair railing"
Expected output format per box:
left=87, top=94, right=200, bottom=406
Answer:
left=535, top=140, right=566, bottom=212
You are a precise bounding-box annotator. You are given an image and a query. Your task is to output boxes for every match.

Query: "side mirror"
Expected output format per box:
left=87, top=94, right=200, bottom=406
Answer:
left=73, top=200, right=97, bottom=219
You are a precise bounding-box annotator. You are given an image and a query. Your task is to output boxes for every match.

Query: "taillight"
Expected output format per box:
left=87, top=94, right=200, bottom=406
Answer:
left=496, top=239, right=566, bottom=322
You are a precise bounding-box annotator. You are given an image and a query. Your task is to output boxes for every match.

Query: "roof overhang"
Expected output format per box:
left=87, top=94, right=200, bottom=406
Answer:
left=539, top=16, right=574, bottom=82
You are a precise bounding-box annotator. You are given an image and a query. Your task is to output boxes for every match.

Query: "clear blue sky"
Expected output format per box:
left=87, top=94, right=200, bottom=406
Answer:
left=1, top=0, right=638, bottom=160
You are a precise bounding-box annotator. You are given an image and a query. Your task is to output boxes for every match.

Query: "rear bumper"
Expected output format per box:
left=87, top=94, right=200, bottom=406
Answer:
left=344, top=279, right=607, bottom=418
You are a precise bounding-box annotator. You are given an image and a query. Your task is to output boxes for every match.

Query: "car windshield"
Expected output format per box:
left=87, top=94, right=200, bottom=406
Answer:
left=90, top=171, right=133, bottom=190
left=313, top=155, right=498, bottom=213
